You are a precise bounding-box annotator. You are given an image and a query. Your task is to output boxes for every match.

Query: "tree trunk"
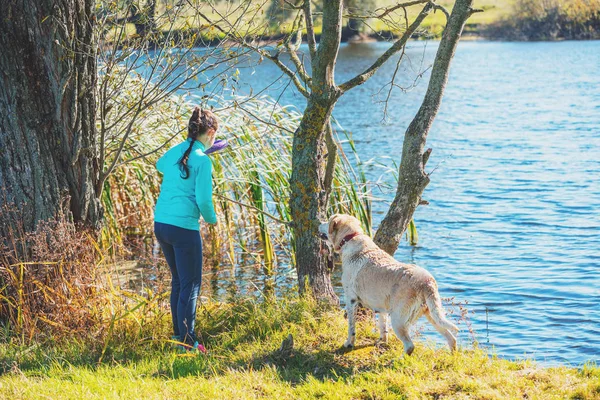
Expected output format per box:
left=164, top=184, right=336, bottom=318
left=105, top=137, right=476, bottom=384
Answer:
left=290, top=0, right=343, bottom=303
left=373, top=0, right=475, bottom=255
left=0, top=0, right=101, bottom=234
left=290, top=101, right=337, bottom=302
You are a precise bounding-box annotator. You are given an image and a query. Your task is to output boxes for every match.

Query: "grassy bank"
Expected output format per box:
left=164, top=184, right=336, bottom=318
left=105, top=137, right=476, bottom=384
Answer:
left=486, top=0, right=600, bottom=40
left=106, top=0, right=512, bottom=44
left=106, top=0, right=600, bottom=45
left=1, top=297, right=598, bottom=399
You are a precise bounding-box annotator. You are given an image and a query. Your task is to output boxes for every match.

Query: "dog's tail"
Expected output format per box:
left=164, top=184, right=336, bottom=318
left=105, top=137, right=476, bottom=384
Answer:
left=425, top=294, right=459, bottom=336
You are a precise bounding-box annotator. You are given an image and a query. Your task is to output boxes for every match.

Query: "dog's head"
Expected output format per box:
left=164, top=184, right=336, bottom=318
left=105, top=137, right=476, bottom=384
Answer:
left=318, top=214, right=364, bottom=251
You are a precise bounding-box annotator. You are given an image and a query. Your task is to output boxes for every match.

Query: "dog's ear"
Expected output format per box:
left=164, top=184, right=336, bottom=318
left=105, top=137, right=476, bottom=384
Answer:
left=330, top=219, right=338, bottom=235
left=329, top=214, right=340, bottom=235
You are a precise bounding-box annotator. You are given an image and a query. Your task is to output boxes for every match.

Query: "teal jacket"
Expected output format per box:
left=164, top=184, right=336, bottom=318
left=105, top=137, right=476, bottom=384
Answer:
left=154, top=139, right=217, bottom=230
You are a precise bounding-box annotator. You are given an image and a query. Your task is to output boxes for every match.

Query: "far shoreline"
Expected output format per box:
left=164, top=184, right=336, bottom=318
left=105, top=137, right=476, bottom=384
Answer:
left=106, top=27, right=600, bottom=52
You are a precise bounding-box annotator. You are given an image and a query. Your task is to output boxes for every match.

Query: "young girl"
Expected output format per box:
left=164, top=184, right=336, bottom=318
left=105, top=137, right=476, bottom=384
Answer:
left=154, top=107, right=219, bottom=352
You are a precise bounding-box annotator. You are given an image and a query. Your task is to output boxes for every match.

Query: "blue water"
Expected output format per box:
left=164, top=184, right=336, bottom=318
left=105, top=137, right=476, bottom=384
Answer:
left=194, top=40, right=600, bottom=365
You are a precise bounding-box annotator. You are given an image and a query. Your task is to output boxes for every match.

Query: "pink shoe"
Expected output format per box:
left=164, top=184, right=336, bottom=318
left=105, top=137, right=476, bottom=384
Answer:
left=192, top=342, right=207, bottom=353
left=178, top=341, right=207, bottom=354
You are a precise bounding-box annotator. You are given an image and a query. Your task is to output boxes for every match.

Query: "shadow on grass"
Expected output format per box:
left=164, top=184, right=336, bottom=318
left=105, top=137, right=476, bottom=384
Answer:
left=157, top=339, right=396, bottom=385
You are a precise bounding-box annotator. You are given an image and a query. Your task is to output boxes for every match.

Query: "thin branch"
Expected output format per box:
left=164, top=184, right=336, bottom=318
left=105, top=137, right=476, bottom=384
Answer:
left=264, top=70, right=294, bottom=136
left=236, top=102, right=295, bottom=134
left=375, top=0, right=430, bottom=18
left=382, top=48, right=405, bottom=120
left=431, top=2, right=450, bottom=20
left=323, top=120, right=337, bottom=205
left=381, top=6, right=408, bottom=120
left=214, top=194, right=290, bottom=225
left=213, top=71, right=288, bottom=112
left=283, top=0, right=303, bottom=10
left=285, top=43, right=311, bottom=86
left=100, top=103, right=145, bottom=185
left=284, top=11, right=312, bottom=87
left=338, top=3, right=433, bottom=93
left=194, top=8, right=310, bottom=97
left=98, top=5, right=183, bottom=185
left=115, top=128, right=184, bottom=168
left=266, top=55, right=310, bottom=97
left=314, top=0, right=429, bottom=20
left=303, top=0, right=317, bottom=60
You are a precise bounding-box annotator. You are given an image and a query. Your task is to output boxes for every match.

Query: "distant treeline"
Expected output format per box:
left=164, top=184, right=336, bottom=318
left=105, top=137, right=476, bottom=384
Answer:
left=484, top=0, right=600, bottom=40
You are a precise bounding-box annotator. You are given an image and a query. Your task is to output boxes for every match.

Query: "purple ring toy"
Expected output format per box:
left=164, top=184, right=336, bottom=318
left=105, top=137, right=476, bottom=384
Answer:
left=204, top=139, right=229, bottom=155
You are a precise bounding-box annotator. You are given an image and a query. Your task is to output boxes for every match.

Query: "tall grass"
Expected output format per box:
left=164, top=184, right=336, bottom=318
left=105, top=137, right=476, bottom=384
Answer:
left=100, top=72, right=372, bottom=271
left=0, top=73, right=371, bottom=343
left=0, top=201, right=104, bottom=343
left=0, top=198, right=174, bottom=346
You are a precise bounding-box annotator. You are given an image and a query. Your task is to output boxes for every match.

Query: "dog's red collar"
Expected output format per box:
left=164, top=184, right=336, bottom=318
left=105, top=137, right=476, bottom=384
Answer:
left=336, top=232, right=361, bottom=251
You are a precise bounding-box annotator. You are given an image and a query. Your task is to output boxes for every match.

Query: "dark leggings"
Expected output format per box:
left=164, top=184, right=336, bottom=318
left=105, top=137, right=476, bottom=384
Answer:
left=154, top=222, right=203, bottom=345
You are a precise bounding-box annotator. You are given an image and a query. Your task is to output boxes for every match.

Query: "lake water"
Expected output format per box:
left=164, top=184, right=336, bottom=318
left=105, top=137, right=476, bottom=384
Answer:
left=162, top=40, right=599, bottom=366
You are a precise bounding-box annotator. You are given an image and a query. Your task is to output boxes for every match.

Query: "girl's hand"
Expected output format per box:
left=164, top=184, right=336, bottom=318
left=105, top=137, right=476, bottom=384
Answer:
left=206, top=128, right=217, bottom=149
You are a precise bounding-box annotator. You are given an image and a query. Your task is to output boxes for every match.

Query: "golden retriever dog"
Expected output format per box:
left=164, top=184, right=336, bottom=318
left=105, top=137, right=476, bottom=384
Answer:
left=318, top=214, right=458, bottom=355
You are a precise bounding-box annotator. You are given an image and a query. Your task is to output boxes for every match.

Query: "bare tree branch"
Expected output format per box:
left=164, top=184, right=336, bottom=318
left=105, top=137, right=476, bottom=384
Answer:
left=374, top=0, right=430, bottom=19
left=267, top=54, right=311, bottom=97
left=284, top=11, right=312, bottom=87
left=303, top=0, right=317, bottom=60
left=114, top=129, right=184, bottom=168
left=194, top=8, right=311, bottom=97
left=96, top=2, right=255, bottom=190
left=283, top=0, right=304, bottom=10
left=431, top=2, right=450, bottom=20
left=373, top=0, right=476, bottom=255
left=236, top=103, right=296, bottom=134
left=382, top=47, right=406, bottom=119
left=215, top=193, right=290, bottom=225
left=323, top=120, right=337, bottom=205
left=285, top=42, right=312, bottom=87
left=338, top=3, right=433, bottom=93
left=336, top=0, right=429, bottom=20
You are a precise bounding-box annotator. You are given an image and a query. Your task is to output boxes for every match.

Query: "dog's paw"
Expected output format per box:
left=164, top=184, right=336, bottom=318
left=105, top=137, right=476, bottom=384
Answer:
left=337, top=344, right=353, bottom=354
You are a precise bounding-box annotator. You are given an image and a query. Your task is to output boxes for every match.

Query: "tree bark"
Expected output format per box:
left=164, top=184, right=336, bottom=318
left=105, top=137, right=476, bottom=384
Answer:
left=373, top=0, right=475, bottom=255
left=290, top=101, right=337, bottom=302
left=0, top=0, right=101, bottom=234
left=290, top=0, right=343, bottom=303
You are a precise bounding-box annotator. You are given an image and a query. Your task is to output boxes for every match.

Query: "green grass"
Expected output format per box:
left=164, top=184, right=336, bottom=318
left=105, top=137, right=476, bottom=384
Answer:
left=1, top=297, right=598, bottom=399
